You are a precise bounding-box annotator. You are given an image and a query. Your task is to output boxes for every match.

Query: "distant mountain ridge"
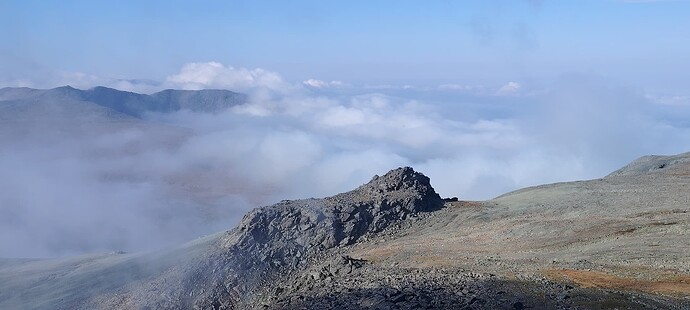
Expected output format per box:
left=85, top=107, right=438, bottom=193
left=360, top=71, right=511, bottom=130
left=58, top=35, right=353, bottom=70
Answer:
left=0, top=86, right=247, bottom=118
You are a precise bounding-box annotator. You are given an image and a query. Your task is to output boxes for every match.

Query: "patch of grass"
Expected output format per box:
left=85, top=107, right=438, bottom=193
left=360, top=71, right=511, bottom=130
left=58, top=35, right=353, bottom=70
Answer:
left=545, top=269, right=690, bottom=297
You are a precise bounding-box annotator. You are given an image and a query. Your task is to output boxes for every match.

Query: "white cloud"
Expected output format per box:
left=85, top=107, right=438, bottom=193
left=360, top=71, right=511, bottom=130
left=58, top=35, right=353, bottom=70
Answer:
left=303, top=79, right=328, bottom=88
left=6, top=66, right=690, bottom=258
left=496, top=81, right=522, bottom=95
left=166, top=62, right=291, bottom=92
left=303, top=79, right=344, bottom=88
left=0, top=62, right=292, bottom=94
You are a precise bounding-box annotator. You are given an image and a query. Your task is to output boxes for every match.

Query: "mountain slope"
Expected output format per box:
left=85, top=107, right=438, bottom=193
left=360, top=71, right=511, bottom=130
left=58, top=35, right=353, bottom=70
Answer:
left=0, top=167, right=443, bottom=309
left=0, top=86, right=247, bottom=120
left=2, top=154, right=690, bottom=309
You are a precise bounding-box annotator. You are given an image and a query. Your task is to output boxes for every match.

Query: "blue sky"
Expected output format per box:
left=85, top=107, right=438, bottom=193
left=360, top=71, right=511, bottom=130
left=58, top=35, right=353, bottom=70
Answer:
left=2, top=0, right=689, bottom=92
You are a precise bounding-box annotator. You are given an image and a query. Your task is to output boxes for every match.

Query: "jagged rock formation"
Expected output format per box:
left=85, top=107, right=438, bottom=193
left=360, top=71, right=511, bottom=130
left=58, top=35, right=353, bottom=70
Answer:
left=236, top=167, right=442, bottom=255
left=178, top=167, right=443, bottom=308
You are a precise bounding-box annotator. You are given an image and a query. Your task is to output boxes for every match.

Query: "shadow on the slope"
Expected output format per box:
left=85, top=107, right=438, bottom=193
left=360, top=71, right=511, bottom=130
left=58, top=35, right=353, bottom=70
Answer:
left=269, top=279, right=687, bottom=310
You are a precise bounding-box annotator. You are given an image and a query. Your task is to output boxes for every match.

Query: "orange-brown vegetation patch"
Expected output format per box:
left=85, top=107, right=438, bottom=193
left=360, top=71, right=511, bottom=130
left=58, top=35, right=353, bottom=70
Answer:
left=355, top=244, right=402, bottom=261
left=447, top=201, right=484, bottom=208
left=545, top=269, right=690, bottom=297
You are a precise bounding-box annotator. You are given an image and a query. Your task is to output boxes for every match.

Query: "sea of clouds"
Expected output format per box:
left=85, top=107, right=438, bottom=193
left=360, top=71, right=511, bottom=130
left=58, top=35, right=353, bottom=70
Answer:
left=2, top=62, right=690, bottom=258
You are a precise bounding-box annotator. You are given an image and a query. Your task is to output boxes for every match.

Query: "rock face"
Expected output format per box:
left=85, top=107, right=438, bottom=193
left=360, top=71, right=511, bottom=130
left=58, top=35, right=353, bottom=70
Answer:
left=193, top=167, right=444, bottom=308
left=236, top=166, right=443, bottom=254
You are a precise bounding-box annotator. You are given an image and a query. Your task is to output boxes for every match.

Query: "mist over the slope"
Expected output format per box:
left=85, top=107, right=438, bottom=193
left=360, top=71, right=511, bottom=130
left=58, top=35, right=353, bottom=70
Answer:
left=2, top=63, right=690, bottom=258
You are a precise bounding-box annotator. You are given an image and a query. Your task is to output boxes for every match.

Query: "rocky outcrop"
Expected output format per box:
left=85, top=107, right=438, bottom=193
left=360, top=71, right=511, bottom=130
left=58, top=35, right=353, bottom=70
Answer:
left=233, top=167, right=442, bottom=263
left=189, top=167, right=444, bottom=308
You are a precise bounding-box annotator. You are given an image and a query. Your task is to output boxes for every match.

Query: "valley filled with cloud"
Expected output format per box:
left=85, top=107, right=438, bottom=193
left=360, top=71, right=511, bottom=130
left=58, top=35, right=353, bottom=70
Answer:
left=2, top=61, right=690, bottom=257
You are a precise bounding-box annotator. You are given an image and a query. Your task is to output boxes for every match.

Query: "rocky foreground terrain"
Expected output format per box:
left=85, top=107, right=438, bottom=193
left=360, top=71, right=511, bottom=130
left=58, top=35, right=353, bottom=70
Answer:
left=2, top=153, right=690, bottom=309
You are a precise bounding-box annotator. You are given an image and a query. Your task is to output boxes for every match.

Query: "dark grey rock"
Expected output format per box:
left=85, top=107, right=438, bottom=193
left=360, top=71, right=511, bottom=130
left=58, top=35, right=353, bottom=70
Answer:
left=168, top=167, right=445, bottom=308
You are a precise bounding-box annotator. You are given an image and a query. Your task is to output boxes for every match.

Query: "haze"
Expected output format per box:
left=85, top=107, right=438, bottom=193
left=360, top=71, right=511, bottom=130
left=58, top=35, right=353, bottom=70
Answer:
left=1, top=0, right=690, bottom=258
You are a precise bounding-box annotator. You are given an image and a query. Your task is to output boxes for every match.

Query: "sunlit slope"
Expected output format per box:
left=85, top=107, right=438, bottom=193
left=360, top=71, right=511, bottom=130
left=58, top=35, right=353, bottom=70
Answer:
left=346, top=152, right=690, bottom=306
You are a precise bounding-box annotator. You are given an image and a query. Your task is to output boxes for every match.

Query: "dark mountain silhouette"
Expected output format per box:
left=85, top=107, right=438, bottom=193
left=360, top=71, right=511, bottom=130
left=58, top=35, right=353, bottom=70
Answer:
left=0, top=86, right=247, bottom=119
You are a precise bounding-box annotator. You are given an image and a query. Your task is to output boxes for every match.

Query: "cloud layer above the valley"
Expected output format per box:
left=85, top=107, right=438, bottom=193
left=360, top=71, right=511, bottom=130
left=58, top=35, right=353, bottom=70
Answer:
left=166, top=62, right=291, bottom=93
left=3, top=62, right=690, bottom=258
